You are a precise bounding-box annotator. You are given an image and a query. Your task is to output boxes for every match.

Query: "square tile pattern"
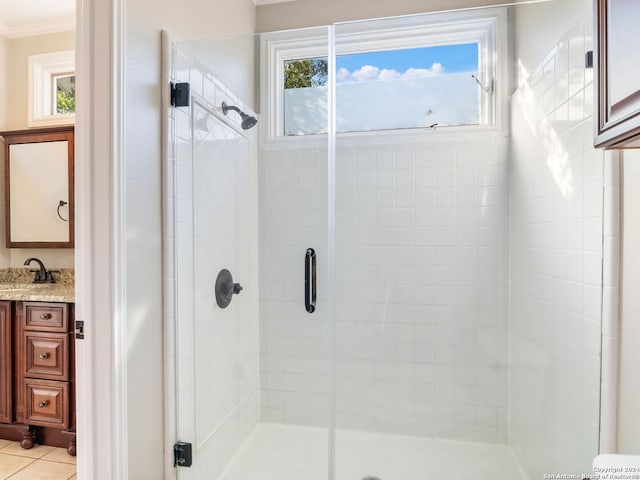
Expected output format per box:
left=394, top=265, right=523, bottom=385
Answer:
left=510, top=15, right=602, bottom=480
left=0, top=442, right=76, bottom=480
left=259, top=119, right=510, bottom=442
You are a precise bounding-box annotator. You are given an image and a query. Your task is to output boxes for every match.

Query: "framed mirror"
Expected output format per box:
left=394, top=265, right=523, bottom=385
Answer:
left=0, top=126, right=74, bottom=248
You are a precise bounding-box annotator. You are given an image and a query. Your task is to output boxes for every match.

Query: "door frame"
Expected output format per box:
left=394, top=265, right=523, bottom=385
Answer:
left=75, top=0, right=128, bottom=478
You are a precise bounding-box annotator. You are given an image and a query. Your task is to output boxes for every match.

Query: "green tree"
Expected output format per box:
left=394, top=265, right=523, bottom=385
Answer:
left=56, top=89, right=76, bottom=114
left=284, top=58, right=328, bottom=89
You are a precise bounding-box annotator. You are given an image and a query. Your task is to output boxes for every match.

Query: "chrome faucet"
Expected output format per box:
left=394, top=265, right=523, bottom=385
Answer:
left=24, top=258, right=56, bottom=284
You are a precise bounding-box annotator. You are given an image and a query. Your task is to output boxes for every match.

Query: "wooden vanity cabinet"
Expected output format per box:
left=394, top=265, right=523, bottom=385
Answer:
left=594, top=0, right=640, bottom=148
left=16, top=301, right=76, bottom=454
left=0, top=302, right=11, bottom=423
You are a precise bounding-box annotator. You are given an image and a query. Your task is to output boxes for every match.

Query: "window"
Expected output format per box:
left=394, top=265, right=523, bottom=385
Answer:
left=53, top=73, right=76, bottom=115
left=262, top=8, right=506, bottom=140
left=28, top=50, right=75, bottom=127
left=284, top=57, right=329, bottom=136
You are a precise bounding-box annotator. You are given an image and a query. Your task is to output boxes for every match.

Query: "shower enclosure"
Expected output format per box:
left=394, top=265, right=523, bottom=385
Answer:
left=164, top=1, right=609, bottom=479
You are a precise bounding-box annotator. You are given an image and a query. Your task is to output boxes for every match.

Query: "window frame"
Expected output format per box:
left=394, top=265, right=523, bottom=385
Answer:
left=260, top=8, right=508, bottom=143
left=28, top=50, right=76, bottom=127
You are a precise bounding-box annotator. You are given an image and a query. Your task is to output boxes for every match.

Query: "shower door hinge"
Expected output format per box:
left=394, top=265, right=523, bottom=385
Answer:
left=174, top=442, right=193, bottom=468
left=171, top=82, right=190, bottom=107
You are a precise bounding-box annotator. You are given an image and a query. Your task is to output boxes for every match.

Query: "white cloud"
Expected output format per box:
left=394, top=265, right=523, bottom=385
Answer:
left=337, top=63, right=446, bottom=83
left=352, top=64, right=381, bottom=82
left=378, top=68, right=402, bottom=81
left=402, top=63, right=445, bottom=78
left=337, top=67, right=352, bottom=83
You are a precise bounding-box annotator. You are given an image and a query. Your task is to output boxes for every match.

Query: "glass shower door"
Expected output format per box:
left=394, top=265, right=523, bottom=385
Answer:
left=254, top=26, right=332, bottom=480
left=171, top=38, right=260, bottom=480
left=331, top=11, right=514, bottom=480
left=170, top=27, right=332, bottom=480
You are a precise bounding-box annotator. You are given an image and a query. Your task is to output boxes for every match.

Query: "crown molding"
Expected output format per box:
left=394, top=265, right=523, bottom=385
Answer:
left=253, top=0, right=296, bottom=5
left=0, top=16, right=75, bottom=39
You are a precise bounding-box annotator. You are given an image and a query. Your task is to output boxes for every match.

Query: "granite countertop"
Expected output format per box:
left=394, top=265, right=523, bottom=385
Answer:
left=0, top=283, right=75, bottom=303
left=0, top=267, right=74, bottom=303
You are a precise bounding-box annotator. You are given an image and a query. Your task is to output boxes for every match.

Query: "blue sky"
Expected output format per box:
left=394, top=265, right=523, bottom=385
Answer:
left=336, top=42, right=478, bottom=83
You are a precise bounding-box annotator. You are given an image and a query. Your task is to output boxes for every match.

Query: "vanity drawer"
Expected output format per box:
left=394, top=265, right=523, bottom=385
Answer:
left=24, top=332, right=69, bottom=380
left=25, top=379, right=69, bottom=429
left=24, top=303, right=68, bottom=332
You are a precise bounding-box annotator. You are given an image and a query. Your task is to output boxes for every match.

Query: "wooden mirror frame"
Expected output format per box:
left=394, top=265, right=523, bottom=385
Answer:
left=0, top=126, right=74, bottom=248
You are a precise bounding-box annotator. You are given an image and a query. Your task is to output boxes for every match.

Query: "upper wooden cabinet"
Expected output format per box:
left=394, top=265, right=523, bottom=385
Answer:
left=595, top=0, right=640, bottom=148
left=0, top=127, right=74, bottom=248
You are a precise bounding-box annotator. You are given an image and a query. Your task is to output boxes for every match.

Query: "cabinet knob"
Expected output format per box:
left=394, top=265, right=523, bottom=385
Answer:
left=39, top=352, right=49, bottom=360
left=38, top=400, right=49, bottom=408
left=39, top=313, right=52, bottom=320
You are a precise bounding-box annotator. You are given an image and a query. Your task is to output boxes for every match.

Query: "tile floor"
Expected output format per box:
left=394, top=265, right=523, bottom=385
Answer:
left=0, top=439, right=76, bottom=480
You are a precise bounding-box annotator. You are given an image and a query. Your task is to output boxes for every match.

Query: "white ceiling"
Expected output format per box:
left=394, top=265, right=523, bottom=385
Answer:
left=0, top=0, right=75, bottom=39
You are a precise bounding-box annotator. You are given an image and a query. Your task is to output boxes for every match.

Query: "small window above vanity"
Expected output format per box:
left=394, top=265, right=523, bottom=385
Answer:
left=0, top=126, right=74, bottom=249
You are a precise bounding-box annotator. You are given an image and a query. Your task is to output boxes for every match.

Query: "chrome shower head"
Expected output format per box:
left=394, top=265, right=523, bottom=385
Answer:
left=221, top=101, right=258, bottom=130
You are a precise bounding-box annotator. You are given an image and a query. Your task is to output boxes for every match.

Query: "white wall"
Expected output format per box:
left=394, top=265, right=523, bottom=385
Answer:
left=0, top=34, right=8, bottom=269
left=0, top=31, right=75, bottom=269
left=513, top=0, right=591, bottom=78
left=509, top=2, right=603, bottom=477
left=256, top=0, right=507, bottom=32
left=4, top=31, right=75, bottom=130
left=124, top=0, right=255, bottom=478
left=618, top=150, right=640, bottom=454
left=0, top=33, right=8, bottom=129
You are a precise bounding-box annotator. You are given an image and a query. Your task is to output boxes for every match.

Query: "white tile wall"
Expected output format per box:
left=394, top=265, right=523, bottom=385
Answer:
left=600, top=151, right=620, bottom=455
left=259, top=134, right=510, bottom=443
left=509, top=17, right=604, bottom=479
left=258, top=145, right=330, bottom=427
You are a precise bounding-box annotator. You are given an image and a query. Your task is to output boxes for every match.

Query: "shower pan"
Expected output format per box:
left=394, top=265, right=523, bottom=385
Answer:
left=164, top=1, right=608, bottom=479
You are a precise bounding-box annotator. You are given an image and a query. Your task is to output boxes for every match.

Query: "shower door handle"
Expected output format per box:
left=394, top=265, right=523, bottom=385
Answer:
left=305, top=248, right=316, bottom=313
